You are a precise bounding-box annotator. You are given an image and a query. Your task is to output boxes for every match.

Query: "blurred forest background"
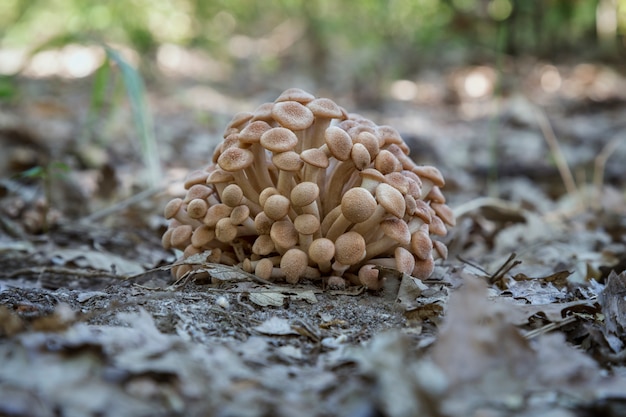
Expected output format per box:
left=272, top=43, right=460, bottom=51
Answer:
left=1, top=0, right=623, bottom=101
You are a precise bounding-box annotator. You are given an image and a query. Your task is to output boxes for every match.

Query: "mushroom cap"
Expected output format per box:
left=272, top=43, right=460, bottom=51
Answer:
left=206, top=168, right=234, bottom=185
left=325, top=126, right=353, bottom=161
left=164, top=198, right=184, bottom=220
left=184, top=184, right=213, bottom=202
left=264, top=194, right=291, bottom=220
left=340, top=187, right=377, bottom=223
left=359, top=168, right=385, bottom=184
left=230, top=205, right=250, bottom=225
left=280, top=248, right=309, bottom=284
left=375, top=150, right=401, bottom=174
left=238, top=120, right=272, bottom=144
left=380, top=218, right=411, bottom=245
left=275, top=88, right=316, bottom=104
left=250, top=102, right=275, bottom=123
left=215, top=217, right=237, bottom=242
left=204, top=204, right=233, bottom=227
left=270, top=220, right=298, bottom=250
left=306, top=98, right=345, bottom=119
left=294, top=213, right=320, bottom=235
left=260, top=127, right=299, bottom=153
left=411, top=227, right=433, bottom=260
left=432, top=202, right=456, bottom=227
left=426, top=187, right=446, bottom=204
left=334, top=231, right=366, bottom=265
left=394, top=247, right=416, bottom=275
left=272, top=101, right=315, bottom=131
left=413, top=165, right=445, bottom=187
left=221, top=184, right=244, bottom=207
left=191, top=225, right=215, bottom=248
left=254, top=211, right=274, bottom=234
left=187, top=198, right=208, bottom=219
left=375, top=183, right=406, bottom=218
left=224, top=112, right=253, bottom=135
left=253, top=234, right=275, bottom=255
left=358, top=264, right=382, bottom=290
left=432, top=240, right=448, bottom=260
left=354, top=131, right=380, bottom=159
left=171, top=224, right=193, bottom=248
left=272, top=151, right=303, bottom=172
left=259, top=187, right=279, bottom=207
left=351, top=143, right=371, bottom=171
left=413, top=256, right=435, bottom=280
left=290, top=182, right=320, bottom=207
left=255, top=257, right=275, bottom=279
left=184, top=170, right=210, bottom=189
left=308, top=238, right=335, bottom=264
left=300, top=148, right=329, bottom=168
left=218, top=147, right=254, bottom=172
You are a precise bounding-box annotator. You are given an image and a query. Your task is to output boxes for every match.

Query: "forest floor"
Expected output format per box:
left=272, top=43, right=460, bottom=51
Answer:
left=1, top=60, right=626, bottom=417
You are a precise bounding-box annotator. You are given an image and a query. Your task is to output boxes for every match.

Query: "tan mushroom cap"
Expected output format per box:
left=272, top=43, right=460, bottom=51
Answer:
left=250, top=102, right=275, bottom=123
left=255, top=257, right=275, bottom=280
left=306, top=98, right=344, bottom=119
left=215, top=217, right=237, bottom=242
left=191, top=225, right=215, bottom=248
left=184, top=170, right=210, bottom=189
left=351, top=143, right=371, bottom=171
left=280, top=248, right=309, bottom=284
left=238, top=120, right=272, bottom=144
left=308, top=238, right=335, bottom=265
left=186, top=198, right=208, bottom=219
left=270, top=219, right=298, bottom=250
left=260, top=127, right=299, bottom=153
left=432, top=202, right=456, bottom=226
left=340, top=187, right=377, bottom=223
left=230, top=204, right=251, bottom=225
left=375, top=150, right=401, bottom=174
left=411, top=226, right=433, bottom=260
left=394, top=247, right=416, bottom=275
left=252, top=234, right=275, bottom=255
left=354, top=131, right=380, bottom=159
left=294, top=213, right=320, bottom=235
left=358, top=264, right=382, bottom=290
left=272, top=101, right=315, bottom=131
left=217, top=147, right=254, bottom=171
left=334, top=231, right=366, bottom=265
left=376, top=183, right=406, bottom=218
left=224, top=111, right=253, bottom=136
left=264, top=194, right=291, bottom=221
left=413, top=165, right=445, bottom=188
left=171, top=225, right=193, bottom=248
left=290, top=182, right=320, bottom=207
left=379, top=217, right=411, bottom=245
left=300, top=148, right=329, bottom=168
left=272, top=151, right=303, bottom=172
left=324, top=126, right=353, bottom=161
left=259, top=187, right=279, bottom=207
left=275, top=88, right=316, bottom=104
left=254, top=211, right=274, bottom=235
left=221, top=184, right=244, bottom=207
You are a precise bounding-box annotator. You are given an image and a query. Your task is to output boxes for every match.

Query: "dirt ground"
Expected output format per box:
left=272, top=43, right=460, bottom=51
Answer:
left=1, top=60, right=626, bottom=417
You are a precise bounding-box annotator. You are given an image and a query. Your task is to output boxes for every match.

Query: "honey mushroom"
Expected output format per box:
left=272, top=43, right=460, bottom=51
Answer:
left=162, top=88, right=455, bottom=286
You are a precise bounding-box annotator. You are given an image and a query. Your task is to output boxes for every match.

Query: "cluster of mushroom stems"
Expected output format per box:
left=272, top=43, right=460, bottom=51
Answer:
left=162, top=88, right=454, bottom=289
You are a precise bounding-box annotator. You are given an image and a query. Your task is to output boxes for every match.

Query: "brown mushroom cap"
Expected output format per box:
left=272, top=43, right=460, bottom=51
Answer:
left=221, top=184, right=244, bottom=207
left=264, top=194, right=291, bottom=221
left=308, top=238, right=335, bottom=265
left=260, top=127, right=299, bottom=153
left=375, top=183, right=406, bottom=218
left=238, top=120, right=272, bottom=144
left=294, top=213, right=320, bottom=235
left=217, top=147, right=254, bottom=172
left=300, top=148, right=329, bottom=169
left=275, top=88, right=316, bottom=104
left=280, top=248, right=309, bottom=284
left=290, top=182, right=320, bottom=207
left=270, top=219, right=298, bottom=250
left=334, top=231, right=366, bottom=265
left=324, top=126, right=353, bottom=161
left=272, top=101, right=315, bottom=131
left=187, top=199, right=208, bottom=219
left=340, top=187, right=377, bottom=223
left=306, top=98, right=344, bottom=119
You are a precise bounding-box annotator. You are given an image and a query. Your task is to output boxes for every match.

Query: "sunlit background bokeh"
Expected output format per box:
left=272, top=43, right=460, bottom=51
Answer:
left=1, top=0, right=624, bottom=106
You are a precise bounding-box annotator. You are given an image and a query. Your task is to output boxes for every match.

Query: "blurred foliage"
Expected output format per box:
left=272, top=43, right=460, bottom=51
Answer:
left=0, top=0, right=623, bottom=100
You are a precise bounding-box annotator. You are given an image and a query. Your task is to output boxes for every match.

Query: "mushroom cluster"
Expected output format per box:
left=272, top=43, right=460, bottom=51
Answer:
left=162, top=88, right=455, bottom=289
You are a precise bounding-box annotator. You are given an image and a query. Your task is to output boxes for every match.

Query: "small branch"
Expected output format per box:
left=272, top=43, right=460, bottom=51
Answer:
left=535, top=109, right=579, bottom=201
left=592, top=137, right=621, bottom=210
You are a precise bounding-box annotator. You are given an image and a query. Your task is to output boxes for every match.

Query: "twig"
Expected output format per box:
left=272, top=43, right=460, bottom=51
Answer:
left=79, top=186, right=162, bottom=224
left=523, top=315, right=577, bottom=339
left=489, top=252, right=521, bottom=285
left=535, top=109, right=579, bottom=201
left=592, top=137, right=621, bottom=210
